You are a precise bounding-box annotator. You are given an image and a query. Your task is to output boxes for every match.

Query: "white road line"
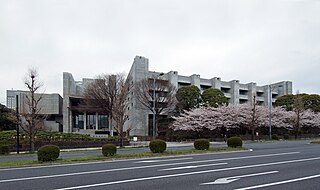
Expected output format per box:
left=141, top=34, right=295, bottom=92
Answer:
left=159, top=163, right=228, bottom=171
left=0, top=151, right=300, bottom=183
left=200, top=171, right=279, bottom=185
left=135, top=157, right=193, bottom=163
left=54, top=157, right=320, bottom=190
left=234, top=174, right=320, bottom=190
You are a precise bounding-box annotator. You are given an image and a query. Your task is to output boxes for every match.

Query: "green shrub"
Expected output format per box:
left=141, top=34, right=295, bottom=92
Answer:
left=0, top=145, right=10, bottom=154
left=272, top=134, right=279, bottom=140
left=194, top=139, right=210, bottom=150
left=37, top=145, right=60, bottom=162
left=149, top=139, right=167, bottom=153
left=227, top=137, right=242, bottom=148
left=102, top=143, right=117, bottom=156
left=283, top=134, right=290, bottom=140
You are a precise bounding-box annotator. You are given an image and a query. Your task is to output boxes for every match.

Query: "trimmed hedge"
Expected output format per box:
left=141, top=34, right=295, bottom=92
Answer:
left=272, top=134, right=279, bottom=140
left=283, top=134, right=290, bottom=140
left=227, top=137, right=242, bottom=148
left=149, top=139, right=167, bottom=153
left=37, top=145, right=60, bottom=162
left=102, top=143, right=117, bottom=156
left=0, top=145, right=10, bottom=154
left=194, top=139, right=210, bottom=150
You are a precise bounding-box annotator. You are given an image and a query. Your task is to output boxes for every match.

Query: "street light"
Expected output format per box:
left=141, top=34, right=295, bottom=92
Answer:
left=152, top=72, right=164, bottom=140
left=16, top=94, right=20, bottom=154
left=268, top=84, right=274, bottom=140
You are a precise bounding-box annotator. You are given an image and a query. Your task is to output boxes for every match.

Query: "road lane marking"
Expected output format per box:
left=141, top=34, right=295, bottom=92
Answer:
left=0, top=151, right=300, bottom=183
left=159, top=163, right=228, bottom=171
left=54, top=157, right=320, bottom=190
left=0, top=150, right=287, bottom=172
left=135, top=157, right=193, bottom=163
left=200, top=171, right=278, bottom=185
left=234, top=174, right=320, bottom=190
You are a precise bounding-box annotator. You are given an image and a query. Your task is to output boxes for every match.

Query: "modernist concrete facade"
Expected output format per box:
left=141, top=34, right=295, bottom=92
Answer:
left=6, top=90, right=63, bottom=132
left=6, top=55, right=293, bottom=136
left=63, top=72, right=109, bottom=134
left=125, top=56, right=293, bottom=136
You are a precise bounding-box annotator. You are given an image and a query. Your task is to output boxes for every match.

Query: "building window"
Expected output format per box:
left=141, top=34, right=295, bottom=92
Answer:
left=221, top=87, right=231, bottom=94
left=98, top=115, right=108, bottom=130
left=86, top=114, right=96, bottom=129
left=75, top=114, right=84, bottom=129
left=239, top=89, right=248, bottom=95
left=257, top=92, right=264, bottom=97
left=7, top=96, right=15, bottom=109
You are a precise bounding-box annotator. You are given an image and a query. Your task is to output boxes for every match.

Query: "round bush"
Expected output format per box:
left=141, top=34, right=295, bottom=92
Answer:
left=227, top=137, right=242, bottom=148
left=37, top=145, right=60, bottom=162
left=194, top=139, right=210, bottom=150
left=272, top=134, right=279, bottom=140
left=102, top=143, right=117, bottom=156
left=149, top=139, right=167, bottom=153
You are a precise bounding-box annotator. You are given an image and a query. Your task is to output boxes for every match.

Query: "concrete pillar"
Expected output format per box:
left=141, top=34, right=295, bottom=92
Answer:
left=230, top=80, right=240, bottom=104
left=109, top=118, right=113, bottom=136
left=95, top=112, right=99, bottom=130
left=84, top=112, right=87, bottom=130
left=248, top=83, right=257, bottom=106
left=68, top=108, right=72, bottom=133
left=168, top=71, right=179, bottom=88
left=211, top=77, right=221, bottom=89
left=190, top=74, right=201, bottom=89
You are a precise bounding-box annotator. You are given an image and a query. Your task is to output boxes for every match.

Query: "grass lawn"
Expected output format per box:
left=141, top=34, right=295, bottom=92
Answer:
left=0, top=147, right=245, bottom=168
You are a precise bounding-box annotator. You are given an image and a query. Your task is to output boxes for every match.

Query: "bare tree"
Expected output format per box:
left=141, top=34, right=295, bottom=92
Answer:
left=84, top=73, right=131, bottom=147
left=21, top=68, right=46, bottom=152
left=134, top=78, right=176, bottom=137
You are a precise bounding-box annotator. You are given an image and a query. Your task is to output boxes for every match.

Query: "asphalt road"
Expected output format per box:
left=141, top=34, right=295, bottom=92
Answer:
left=1, top=140, right=320, bottom=190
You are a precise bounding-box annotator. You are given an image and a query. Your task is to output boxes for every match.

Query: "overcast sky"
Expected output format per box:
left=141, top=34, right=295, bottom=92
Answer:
left=0, top=0, right=319, bottom=105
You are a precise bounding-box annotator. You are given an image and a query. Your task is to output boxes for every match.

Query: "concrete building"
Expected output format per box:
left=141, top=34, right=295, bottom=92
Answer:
left=6, top=55, right=293, bottom=136
left=6, top=90, right=63, bottom=131
left=125, top=56, right=292, bottom=136
left=63, top=72, right=109, bottom=134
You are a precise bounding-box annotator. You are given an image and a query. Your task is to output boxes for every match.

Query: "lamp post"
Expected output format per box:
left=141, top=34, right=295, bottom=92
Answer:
left=16, top=95, right=20, bottom=154
left=152, top=72, right=164, bottom=140
left=268, top=85, right=272, bottom=140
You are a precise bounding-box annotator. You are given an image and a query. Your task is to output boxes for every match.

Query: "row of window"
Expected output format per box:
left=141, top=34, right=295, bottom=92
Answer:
left=73, top=114, right=108, bottom=130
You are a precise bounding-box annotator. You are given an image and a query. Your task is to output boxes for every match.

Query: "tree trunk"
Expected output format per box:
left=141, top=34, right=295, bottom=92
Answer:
left=119, top=131, right=124, bottom=148
left=30, top=135, right=35, bottom=152
left=251, top=129, right=255, bottom=141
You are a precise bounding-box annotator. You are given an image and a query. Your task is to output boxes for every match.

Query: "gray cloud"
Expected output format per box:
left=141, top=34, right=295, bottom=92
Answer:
left=0, top=0, right=319, bottom=104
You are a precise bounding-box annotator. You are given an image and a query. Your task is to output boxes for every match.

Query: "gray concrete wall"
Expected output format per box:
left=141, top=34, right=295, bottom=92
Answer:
left=124, top=56, right=293, bottom=136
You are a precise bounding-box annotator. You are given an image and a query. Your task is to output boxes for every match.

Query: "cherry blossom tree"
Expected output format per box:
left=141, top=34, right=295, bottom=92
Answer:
left=286, top=109, right=320, bottom=139
left=170, top=105, right=241, bottom=132
left=170, top=103, right=320, bottom=140
left=235, top=102, right=268, bottom=141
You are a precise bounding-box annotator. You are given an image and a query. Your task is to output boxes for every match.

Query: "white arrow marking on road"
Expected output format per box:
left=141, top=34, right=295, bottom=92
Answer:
left=135, top=157, right=192, bottom=163
left=159, top=162, right=228, bottom=171
left=200, top=171, right=279, bottom=185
